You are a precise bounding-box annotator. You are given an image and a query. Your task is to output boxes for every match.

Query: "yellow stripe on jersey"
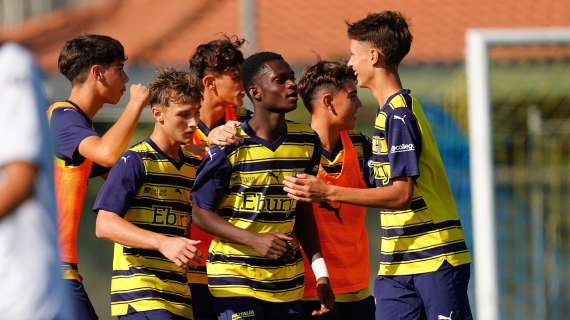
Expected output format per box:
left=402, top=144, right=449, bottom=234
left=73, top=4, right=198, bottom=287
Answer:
left=110, top=139, right=199, bottom=317
left=303, top=287, right=371, bottom=303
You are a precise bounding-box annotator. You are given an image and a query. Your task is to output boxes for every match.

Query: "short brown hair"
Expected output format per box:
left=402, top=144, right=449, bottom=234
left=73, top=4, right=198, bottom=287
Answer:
left=149, top=68, right=203, bottom=107
left=347, top=11, right=412, bottom=67
left=58, top=34, right=126, bottom=83
left=298, top=60, right=356, bottom=112
left=189, top=36, right=245, bottom=79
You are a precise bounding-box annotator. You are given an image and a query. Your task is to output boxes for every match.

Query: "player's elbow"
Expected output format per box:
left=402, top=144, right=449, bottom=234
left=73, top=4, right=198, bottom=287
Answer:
left=95, top=148, right=120, bottom=168
left=393, top=192, right=413, bottom=209
left=95, top=212, right=111, bottom=240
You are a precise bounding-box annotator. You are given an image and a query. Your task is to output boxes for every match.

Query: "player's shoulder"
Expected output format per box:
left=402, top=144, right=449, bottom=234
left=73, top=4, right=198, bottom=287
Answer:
left=285, top=120, right=315, bottom=135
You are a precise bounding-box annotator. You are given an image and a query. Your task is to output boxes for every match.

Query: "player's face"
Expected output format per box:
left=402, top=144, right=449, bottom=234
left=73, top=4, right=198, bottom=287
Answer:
left=159, top=101, right=201, bottom=145
left=331, top=80, right=362, bottom=130
left=347, top=40, right=374, bottom=88
left=213, top=67, right=245, bottom=108
left=257, top=60, right=298, bottom=113
left=100, top=61, right=129, bottom=104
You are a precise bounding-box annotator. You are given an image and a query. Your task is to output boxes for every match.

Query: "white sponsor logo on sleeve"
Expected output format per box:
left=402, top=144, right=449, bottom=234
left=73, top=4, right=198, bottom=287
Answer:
left=390, top=143, right=415, bottom=153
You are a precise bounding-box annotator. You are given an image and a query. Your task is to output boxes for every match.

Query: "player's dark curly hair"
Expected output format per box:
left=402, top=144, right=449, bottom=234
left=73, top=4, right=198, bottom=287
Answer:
left=188, top=36, right=245, bottom=80
left=58, top=34, right=126, bottom=83
left=298, top=60, right=356, bottom=112
left=346, top=11, right=412, bottom=67
left=149, top=68, right=203, bottom=107
left=241, top=51, right=284, bottom=98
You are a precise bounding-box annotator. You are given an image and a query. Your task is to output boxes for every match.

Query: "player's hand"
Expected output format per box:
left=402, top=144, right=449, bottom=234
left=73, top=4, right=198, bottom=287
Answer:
left=158, top=236, right=202, bottom=268
left=208, top=120, right=244, bottom=146
left=183, top=142, right=208, bottom=155
left=247, top=232, right=293, bottom=260
left=128, top=84, right=151, bottom=108
left=283, top=173, right=329, bottom=203
left=312, top=277, right=334, bottom=316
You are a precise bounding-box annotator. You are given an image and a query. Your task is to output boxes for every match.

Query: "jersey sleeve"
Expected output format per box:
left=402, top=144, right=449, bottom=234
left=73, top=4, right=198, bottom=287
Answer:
left=190, top=145, right=232, bottom=211
left=50, top=107, right=98, bottom=162
left=305, top=134, right=322, bottom=175
left=361, top=135, right=374, bottom=188
left=386, top=107, right=422, bottom=179
left=92, top=150, right=145, bottom=217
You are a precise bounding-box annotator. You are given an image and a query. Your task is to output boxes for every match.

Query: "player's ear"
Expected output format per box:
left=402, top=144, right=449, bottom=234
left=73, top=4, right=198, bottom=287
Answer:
left=151, top=105, right=164, bottom=123
left=90, top=64, right=104, bottom=82
left=322, top=92, right=334, bottom=112
left=249, top=86, right=262, bottom=101
left=369, top=48, right=382, bottom=66
left=202, top=75, right=216, bottom=92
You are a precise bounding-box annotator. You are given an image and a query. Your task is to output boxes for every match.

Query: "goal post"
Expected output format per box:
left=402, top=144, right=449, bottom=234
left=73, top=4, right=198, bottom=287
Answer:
left=466, top=28, right=570, bottom=320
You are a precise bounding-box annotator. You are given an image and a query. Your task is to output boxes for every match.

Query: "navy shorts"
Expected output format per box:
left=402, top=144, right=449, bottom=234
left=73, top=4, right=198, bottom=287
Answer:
left=119, top=306, right=189, bottom=320
left=214, top=296, right=303, bottom=320
left=64, top=278, right=98, bottom=320
left=189, top=283, right=217, bottom=320
left=374, top=261, right=472, bottom=320
left=301, top=296, right=375, bottom=320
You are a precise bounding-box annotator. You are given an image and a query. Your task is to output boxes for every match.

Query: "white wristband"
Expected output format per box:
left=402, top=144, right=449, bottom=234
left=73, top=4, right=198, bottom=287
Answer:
left=311, top=257, right=329, bottom=280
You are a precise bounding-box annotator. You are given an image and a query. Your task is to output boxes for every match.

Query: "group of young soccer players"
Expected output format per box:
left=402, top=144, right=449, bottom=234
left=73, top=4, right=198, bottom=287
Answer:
left=48, top=10, right=472, bottom=320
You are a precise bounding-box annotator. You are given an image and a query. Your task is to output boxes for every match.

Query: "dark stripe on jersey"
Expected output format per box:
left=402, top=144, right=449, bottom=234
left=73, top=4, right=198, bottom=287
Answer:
left=123, top=247, right=170, bottom=260
left=228, top=185, right=287, bottom=194
left=130, top=197, right=190, bottom=213
left=382, top=198, right=427, bottom=214
left=380, top=241, right=468, bottom=263
left=111, top=289, right=191, bottom=305
left=145, top=174, right=195, bottom=188
left=208, top=251, right=303, bottom=268
left=208, top=274, right=304, bottom=292
left=132, top=223, right=187, bottom=237
left=112, top=267, right=187, bottom=283
left=380, top=220, right=463, bottom=238
left=218, top=208, right=296, bottom=222
left=233, top=160, right=312, bottom=172
left=321, top=164, right=342, bottom=174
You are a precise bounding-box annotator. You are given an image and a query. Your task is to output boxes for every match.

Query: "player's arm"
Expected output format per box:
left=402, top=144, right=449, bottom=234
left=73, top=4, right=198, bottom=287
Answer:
left=284, top=175, right=413, bottom=209
left=96, top=210, right=201, bottom=267
left=190, top=146, right=290, bottom=260
left=78, top=84, right=150, bottom=167
left=192, top=206, right=291, bottom=260
left=295, top=201, right=334, bottom=316
left=93, top=150, right=200, bottom=267
left=0, top=161, right=36, bottom=218
left=285, top=107, right=420, bottom=209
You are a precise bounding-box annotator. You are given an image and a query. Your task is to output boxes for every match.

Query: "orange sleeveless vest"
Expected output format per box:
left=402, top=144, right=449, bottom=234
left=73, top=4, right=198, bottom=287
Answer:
left=188, top=104, right=236, bottom=282
left=303, top=130, right=370, bottom=297
left=47, top=101, right=93, bottom=265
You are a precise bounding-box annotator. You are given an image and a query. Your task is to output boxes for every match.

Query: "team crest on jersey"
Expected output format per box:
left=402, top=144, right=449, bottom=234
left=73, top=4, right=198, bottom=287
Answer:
left=368, top=160, right=391, bottom=186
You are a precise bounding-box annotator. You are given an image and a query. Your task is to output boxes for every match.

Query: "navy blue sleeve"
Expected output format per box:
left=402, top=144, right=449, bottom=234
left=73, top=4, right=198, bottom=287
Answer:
left=361, top=135, right=374, bottom=188
left=386, top=108, right=421, bottom=179
left=190, top=145, right=232, bottom=211
left=92, top=151, right=145, bottom=217
left=50, top=107, right=98, bottom=162
left=305, top=134, right=322, bottom=175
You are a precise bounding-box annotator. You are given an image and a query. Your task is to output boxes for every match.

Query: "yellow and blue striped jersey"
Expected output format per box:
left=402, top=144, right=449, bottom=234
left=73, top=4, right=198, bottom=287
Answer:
left=320, top=130, right=371, bottom=185
left=191, top=120, right=321, bottom=302
left=370, top=89, right=471, bottom=275
left=93, top=138, right=202, bottom=318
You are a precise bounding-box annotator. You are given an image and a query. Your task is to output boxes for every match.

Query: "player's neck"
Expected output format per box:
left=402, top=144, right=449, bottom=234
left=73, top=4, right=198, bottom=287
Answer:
left=248, top=111, right=286, bottom=142
left=68, top=84, right=105, bottom=119
left=311, top=117, right=340, bottom=153
left=369, top=68, right=403, bottom=109
left=200, top=94, right=225, bottom=129
left=149, top=128, right=181, bottom=161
